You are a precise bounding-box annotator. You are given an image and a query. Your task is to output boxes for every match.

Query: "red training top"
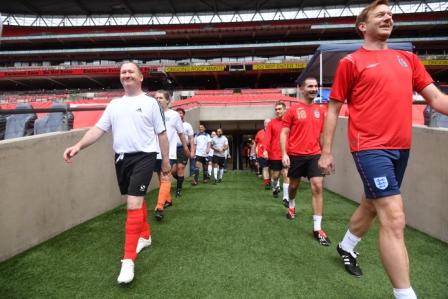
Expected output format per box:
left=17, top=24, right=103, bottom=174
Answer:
left=331, top=48, right=433, bottom=152
left=263, top=117, right=283, bottom=160
left=282, top=101, right=325, bottom=156
left=255, top=129, right=266, bottom=158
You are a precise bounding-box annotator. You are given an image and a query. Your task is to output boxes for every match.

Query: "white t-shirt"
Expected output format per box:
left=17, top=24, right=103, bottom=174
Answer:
left=194, top=133, right=211, bottom=157
left=177, top=121, right=194, bottom=146
left=212, top=135, right=229, bottom=157
left=96, top=94, right=165, bottom=154
left=157, top=109, right=184, bottom=159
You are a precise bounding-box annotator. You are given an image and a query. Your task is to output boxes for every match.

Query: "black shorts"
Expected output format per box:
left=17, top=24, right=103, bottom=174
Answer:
left=269, top=160, right=283, bottom=171
left=212, top=155, right=226, bottom=167
left=115, top=152, right=157, bottom=196
left=176, top=146, right=188, bottom=165
left=196, top=155, right=209, bottom=165
left=257, top=157, right=268, bottom=168
left=288, top=154, right=323, bottom=179
left=154, top=159, right=177, bottom=173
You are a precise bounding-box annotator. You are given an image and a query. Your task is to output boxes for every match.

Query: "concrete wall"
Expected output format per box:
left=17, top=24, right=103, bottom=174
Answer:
left=0, top=129, right=159, bottom=262
left=325, top=118, right=448, bottom=242
left=1, top=113, right=447, bottom=262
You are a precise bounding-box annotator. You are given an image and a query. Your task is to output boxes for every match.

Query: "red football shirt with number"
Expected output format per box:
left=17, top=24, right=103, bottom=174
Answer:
left=263, top=117, right=283, bottom=160
left=282, top=101, right=325, bottom=156
left=331, top=48, right=433, bottom=152
left=254, top=129, right=265, bottom=158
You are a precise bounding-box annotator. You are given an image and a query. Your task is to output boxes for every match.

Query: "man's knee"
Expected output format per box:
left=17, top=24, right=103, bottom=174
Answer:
left=310, top=178, right=323, bottom=194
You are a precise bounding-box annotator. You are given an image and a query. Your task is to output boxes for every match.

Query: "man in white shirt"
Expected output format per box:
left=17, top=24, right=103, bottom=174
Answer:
left=153, top=90, right=189, bottom=221
left=63, top=62, right=169, bottom=284
left=211, top=128, right=229, bottom=184
left=192, top=124, right=211, bottom=185
left=174, top=108, right=195, bottom=197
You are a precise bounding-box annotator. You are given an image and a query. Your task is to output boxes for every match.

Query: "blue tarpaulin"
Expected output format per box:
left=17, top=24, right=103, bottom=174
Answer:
left=296, top=42, right=414, bottom=86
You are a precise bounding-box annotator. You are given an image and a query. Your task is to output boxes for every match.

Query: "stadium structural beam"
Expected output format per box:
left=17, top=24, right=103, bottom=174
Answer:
left=3, top=1, right=446, bottom=27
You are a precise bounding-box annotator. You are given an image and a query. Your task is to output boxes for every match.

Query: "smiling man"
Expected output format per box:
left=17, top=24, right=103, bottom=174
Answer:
left=318, top=1, right=448, bottom=298
left=63, top=61, right=170, bottom=284
left=280, top=77, right=329, bottom=246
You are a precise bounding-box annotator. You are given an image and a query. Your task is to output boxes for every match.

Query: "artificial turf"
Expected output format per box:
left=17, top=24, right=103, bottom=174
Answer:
left=0, top=171, right=447, bottom=298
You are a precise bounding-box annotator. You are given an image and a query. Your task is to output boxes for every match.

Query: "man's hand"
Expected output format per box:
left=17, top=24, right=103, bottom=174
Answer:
left=183, top=147, right=191, bottom=159
left=282, top=153, right=290, bottom=168
left=263, top=150, right=269, bottom=160
left=318, top=152, right=335, bottom=175
left=161, top=158, right=171, bottom=175
left=63, top=144, right=81, bottom=163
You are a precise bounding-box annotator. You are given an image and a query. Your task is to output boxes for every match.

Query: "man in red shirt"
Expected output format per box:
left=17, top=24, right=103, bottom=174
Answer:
left=263, top=102, right=289, bottom=205
left=255, top=119, right=271, bottom=189
left=318, top=1, right=448, bottom=298
left=280, top=77, right=330, bottom=246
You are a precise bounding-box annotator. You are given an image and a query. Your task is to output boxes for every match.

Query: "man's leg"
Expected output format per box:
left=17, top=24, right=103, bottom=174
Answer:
left=281, top=169, right=289, bottom=206
left=271, top=170, right=281, bottom=197
left=286, top=177, right=300, bottom=220
left=337, top=195, right=376, bottom=277
left=212, top=162, right=219, bottom=184
left=193, top=160, right=201, bottom=185
left=372, top=195, right=412, bottom=290
left=309, top=176, right=331, bottom=246
left=175, top=162, right=185, bottom=197
left=118, top=195, right=144, bottom=284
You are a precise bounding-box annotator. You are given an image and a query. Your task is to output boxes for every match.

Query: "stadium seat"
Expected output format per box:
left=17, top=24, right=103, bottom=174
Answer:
left=34, top=102, right=74, bottom=135
left=4, top=103, right=37, bottom=139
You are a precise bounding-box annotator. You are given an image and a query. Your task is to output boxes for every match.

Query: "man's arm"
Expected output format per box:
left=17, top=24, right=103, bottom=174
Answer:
left=420, top=83, right=448, bottom=115
left=280, top=127, right=290, bottom=168
left=318, top=100, right=343, bottom=175
left=178, top=132, right=190, bottom=158
left=158, top=131, right=171, bottom=175
left=63, top=126, right=106, bottom=163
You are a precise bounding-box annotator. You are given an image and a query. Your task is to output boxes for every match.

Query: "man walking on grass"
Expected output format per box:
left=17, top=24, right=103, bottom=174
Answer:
left=280, top=77, right=330, bottom=246
left=63, top=62, right=170, bottom=284
left=319, top=1, right=448, bottom=298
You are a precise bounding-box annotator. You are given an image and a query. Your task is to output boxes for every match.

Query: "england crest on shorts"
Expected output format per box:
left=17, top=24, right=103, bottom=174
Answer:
left=373, top=176, right=388, bottom=190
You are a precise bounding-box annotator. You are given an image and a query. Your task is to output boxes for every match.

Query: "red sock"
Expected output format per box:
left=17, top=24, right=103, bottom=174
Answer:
left=264, top=179, right=270, bottom=185
left=123, top=209, right=144, bottom=261
left=140, top=200, right=151, bottom=239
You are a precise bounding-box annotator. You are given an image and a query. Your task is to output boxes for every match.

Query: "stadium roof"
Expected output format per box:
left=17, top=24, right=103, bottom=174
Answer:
left=1, top=0, right=375, bottom=15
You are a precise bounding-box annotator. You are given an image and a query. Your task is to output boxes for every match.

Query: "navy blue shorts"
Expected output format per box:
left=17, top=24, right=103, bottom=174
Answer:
left=352, top=149, right=409, bottom=199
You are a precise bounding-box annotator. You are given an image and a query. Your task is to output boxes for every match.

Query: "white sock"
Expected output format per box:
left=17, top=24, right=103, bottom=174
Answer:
left=283, top=183, right=289, bottom=199
left=276, top=180, right=280, bottom=188
left=340, top=230, right=361, bottom=253
left=271, top=179, right=278, bottom=189
left=208, top=164, right=212, bottom=177
left=219, top=168, right=224, bottom=179
left=213, top=167, right=218, bottom=180
left=393, top=287, right=417, bottom=299
left=289, top=198, right=295, bottom=209
left=313, top=215, right=322, bottom=231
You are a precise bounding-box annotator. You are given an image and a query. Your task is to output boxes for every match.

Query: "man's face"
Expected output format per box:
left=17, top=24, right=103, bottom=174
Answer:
left=177, top=110, right=185, bottom=121
left=360, top=4, right=393, bottom=41
left=155, top=92, right=169, bottom=109
left=274, top=105, right=286, bottom=118
left=120, top=63, right=143, bottom=90
left=300, top=79, right=318, bottom=102
left=217, top=129, right=223, bottom=137
left=199, top=125, right=205, bottom=133
left=211, top=131, right=217, bottom=138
